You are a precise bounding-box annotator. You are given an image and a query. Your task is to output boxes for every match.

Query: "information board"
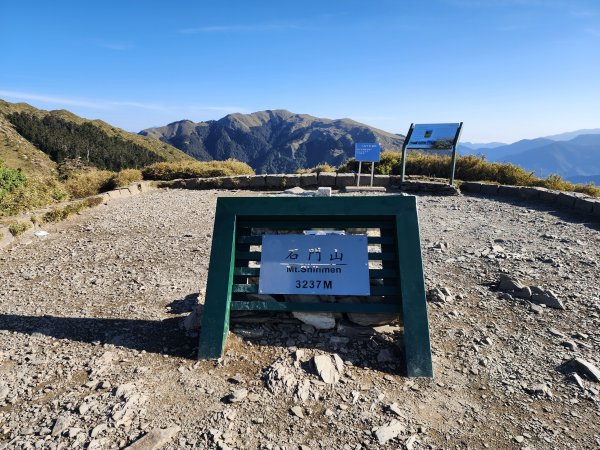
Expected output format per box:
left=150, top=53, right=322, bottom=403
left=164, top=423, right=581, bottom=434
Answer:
left=355, top=143, right=381, bottom=162
left=259, top=234, right=370, bottom=295
left=407, top=123, right=460, bottom=149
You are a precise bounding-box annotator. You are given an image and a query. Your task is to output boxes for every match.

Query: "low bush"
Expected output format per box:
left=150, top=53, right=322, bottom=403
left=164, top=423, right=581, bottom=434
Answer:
left=142, top=159, right=254, bottom=181
left=105, top=169, right=143, bottom=190
left=62, top=170, right=115, bottom=199
left=296, top=164, right=336, bottom=174
left=42, top=196, right=103, bottom=223
left=8, top=221, right=31, bottom=236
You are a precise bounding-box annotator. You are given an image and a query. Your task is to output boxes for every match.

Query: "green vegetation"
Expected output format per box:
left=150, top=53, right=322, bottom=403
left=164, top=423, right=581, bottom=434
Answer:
left=8, top=221, right=31, bottom=236
left=296, top=164, right=336, bottom=174
left=141, top=159, right=255, bottom=181
left=1, top=159, right=66, bottom=217
left=43, top=197, right=104, bottom=223
left=339, top=152, right=600, bottom=197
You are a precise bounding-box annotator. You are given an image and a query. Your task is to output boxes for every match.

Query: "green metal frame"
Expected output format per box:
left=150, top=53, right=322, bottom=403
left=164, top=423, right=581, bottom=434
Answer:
left=198, top=196, right=433, bottom=377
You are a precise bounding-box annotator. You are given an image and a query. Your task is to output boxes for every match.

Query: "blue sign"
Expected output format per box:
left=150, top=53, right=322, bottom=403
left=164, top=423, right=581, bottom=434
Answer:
left=259, top=234, right=370, bottom=296
left=355, top=143, right=381, bottom=162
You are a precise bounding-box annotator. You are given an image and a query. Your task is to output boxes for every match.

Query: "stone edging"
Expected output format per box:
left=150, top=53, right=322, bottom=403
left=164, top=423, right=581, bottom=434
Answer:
left=460, top=182, right=600, bottom=221
left=158, top=173, right=459, bottom=195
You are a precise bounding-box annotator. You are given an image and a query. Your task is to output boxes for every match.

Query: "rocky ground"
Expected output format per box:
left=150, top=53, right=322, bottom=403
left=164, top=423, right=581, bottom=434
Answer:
left=0, top=188, right=599, bottom=450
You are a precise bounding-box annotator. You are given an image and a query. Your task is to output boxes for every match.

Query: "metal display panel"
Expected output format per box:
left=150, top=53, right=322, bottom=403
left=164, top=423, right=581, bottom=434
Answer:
left=400, top=122, right=463, bottom=185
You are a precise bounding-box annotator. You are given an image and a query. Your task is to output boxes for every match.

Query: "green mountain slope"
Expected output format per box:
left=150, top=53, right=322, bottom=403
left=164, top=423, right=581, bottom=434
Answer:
left=0, top=99, right=193, bottom=174
left=140, top=109, right=405, bottom=173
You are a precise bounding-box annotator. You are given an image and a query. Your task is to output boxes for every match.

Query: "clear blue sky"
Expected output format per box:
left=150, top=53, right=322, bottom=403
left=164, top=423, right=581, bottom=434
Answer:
left=1, top=0, right=599, bottom=143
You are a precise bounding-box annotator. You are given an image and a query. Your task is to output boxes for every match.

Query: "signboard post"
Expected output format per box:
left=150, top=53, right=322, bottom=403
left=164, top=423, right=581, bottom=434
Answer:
left=400, top=123, right=463, bottom=185
left=197, top=196, right=434, bottom=378
left=354, top=143, right=381, bottom=187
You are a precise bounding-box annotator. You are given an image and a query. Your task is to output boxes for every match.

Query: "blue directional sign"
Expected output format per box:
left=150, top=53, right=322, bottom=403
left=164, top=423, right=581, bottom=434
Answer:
left=355, top=143, right=381, bottom=162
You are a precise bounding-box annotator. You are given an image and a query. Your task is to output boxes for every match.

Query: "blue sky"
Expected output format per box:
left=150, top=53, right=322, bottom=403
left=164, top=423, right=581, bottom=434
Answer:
left=1, top=0, right=599, bottom=143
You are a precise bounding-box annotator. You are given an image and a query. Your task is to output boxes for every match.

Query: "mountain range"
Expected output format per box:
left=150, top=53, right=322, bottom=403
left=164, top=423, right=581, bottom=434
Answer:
left=459, top=130, right=600, bottom=184
left=140, top=110, right=405, bottom=174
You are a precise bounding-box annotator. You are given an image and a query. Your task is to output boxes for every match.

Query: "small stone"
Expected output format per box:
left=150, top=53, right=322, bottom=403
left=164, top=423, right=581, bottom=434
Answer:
left=560, top=341, right=577, bottom=351
left=90, top=423, right=108, bottom=438
left=526, top=383, right=552, bottom=398
left=0, top=384, right=10, bottom=402
left=568, top=358, right=600, bottom=382
left=531, top=291, right=564, bottom=309
left=124, top=425, right=181, bottom=450
left=51, top=415, right=71, bottom=436
left=290, top=406, right=304, bottom=418
left=314, top=354, right=343, bottom=384
left=292, top=312, right=336, bottom=330
left=405, top=435, right=418, bottom=450
left=375, top=419, right=406, bottom=444
left=226, top=388, right=248, bottom=403
left=514, top=435, right=524, bottom=443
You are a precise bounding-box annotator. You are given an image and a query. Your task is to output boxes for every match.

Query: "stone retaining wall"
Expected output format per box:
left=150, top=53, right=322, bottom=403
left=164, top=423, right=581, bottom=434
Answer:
left=159, top=173, right=459, bottom=195
left=460, top=182, right=600, bottom=221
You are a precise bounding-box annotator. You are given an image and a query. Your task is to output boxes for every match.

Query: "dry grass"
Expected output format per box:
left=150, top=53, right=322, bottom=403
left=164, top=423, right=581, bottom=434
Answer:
left=62, top=170, right=115, bottom=199
left=296, top=164, right=336, bottom=174
left=340, top=152, right=600, bottom=197
left=141, top=159, right=254, bottom=181
left=42, top=196, right=104, bottom=223
left=105, top=169, right=143, bottom=189
left=8, top=221, right=31, bottom=236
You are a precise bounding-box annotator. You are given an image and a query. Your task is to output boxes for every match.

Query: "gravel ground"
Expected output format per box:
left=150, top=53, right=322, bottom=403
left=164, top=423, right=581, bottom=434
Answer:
left=0, top=189, right=599, bottom=450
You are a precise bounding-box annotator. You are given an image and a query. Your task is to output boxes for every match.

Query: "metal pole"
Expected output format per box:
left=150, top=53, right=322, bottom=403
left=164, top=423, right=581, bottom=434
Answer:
left=400, top=124, right=415, bottom=187
left=449, top=122, right=463, bottom=186
left=356, top=161, right=362, bottom=187
left=370, top=161, right=375, bottom=187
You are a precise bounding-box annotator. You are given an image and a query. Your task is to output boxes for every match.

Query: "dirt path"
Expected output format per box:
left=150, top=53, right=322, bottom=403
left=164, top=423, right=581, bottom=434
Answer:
left=0, top=189, right=599, bottom=449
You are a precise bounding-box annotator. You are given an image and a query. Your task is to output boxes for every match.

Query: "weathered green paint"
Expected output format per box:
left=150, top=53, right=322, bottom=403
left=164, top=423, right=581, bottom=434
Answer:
left=197, top=196, right=433, bottom=378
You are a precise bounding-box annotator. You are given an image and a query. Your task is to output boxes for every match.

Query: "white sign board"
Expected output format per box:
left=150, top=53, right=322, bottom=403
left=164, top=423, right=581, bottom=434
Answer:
left=407, top=123, right=460, bottom=149
left=259, top=234, right=370, bottom=296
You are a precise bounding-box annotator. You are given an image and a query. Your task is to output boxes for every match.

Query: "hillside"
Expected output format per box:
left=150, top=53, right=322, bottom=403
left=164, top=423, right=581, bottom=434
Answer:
left=140, top=110, right=405, bottom=173
left=0, top=99, right=193, bottom=174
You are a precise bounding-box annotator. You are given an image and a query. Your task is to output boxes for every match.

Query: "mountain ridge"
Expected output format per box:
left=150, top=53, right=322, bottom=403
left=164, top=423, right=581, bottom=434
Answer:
left=140, top=109, right=405, bottom=174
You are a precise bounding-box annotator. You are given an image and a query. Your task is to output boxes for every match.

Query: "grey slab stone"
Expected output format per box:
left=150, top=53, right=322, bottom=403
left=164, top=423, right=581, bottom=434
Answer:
left=519, top=186, right=543, bottom=200
left=556, top=192, right=579, bottom=208
left=245, top=175, right=267, bottom=188
left=265, top=174, right=287, bottom=189
left=573, top=197, right=596, bottom=214
left=317, top=172, right=336, bottom=187
left=371, top=175, right=391, bottom=187
left=459, top=182, right=483, bottom=193
left=479, top=183, right=500, bottom=196
left=335, top=173, right=356, bottom=187
left=300, top=173, right=318, bottom=187
left=498, top=185, right=521, bottom=197
left=539, top=189, right=559, bottom=203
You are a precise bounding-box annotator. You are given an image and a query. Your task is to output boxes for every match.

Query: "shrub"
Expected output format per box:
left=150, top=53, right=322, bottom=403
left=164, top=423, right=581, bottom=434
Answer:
left=296, top=164, right=336, bottom=174
left=105, top=169, right=143, bottom=189
left=141, top=159, right=254, bottom=181
left=0, top=175, right=66, bottom=217
left=62, top=170, right=115, bottom=199
left=8, top=221, right=31, bottom=236
left=42, top=196, right=103, bottom=223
